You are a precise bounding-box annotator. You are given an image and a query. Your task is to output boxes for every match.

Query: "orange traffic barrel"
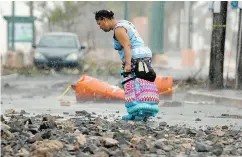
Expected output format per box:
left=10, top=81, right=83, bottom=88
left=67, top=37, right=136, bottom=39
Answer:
left=154, top=76, right=173, bottom=96
left=72, top=75, right=173, bottom=101
left=72, top=75, right=124, bottom=101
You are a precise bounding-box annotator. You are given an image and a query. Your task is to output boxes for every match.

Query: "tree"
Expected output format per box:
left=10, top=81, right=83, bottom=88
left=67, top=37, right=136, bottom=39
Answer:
left=236, top=9, right=242, bottom=89
left=49, top=2, right=83, bottom=31
left=209, top=1, right=228, bottom=89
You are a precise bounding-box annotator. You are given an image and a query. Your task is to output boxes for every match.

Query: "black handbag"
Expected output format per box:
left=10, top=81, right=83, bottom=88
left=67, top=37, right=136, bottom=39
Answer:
left=134, top=58, right=156, bottom=82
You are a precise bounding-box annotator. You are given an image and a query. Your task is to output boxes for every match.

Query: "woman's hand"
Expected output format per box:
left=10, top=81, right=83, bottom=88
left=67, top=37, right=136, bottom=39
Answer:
left=125, top=63, right=131, bottom=72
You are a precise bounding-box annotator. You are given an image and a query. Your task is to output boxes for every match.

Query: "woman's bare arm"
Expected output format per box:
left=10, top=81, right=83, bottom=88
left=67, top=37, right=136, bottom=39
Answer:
left=115, top=27, right=132, bottom=65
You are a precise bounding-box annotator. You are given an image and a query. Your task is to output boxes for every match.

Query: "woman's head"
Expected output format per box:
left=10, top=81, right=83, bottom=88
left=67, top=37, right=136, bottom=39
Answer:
left=95, top=10, right=115, bottom=32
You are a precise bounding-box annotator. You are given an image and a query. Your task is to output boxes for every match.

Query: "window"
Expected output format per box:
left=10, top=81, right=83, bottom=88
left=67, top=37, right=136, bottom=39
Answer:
left=38, top=35, right=77, bottom=48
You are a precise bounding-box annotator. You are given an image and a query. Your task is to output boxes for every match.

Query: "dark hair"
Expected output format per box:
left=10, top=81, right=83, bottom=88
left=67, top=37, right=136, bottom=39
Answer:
left=95, top=10, right=114, bottom=20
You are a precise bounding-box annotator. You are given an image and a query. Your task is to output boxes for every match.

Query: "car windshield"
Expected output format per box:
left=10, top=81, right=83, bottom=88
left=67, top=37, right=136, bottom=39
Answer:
left=38, top=35, right=77, bottom=48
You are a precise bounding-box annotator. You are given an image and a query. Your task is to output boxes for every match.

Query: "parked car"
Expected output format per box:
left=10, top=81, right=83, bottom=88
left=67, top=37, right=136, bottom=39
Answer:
left=32, top=32, right=86, bottom=70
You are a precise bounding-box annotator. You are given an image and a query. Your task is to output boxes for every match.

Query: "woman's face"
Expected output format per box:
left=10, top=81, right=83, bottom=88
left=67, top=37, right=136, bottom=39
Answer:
left=96, top=18, right=111, bottom=32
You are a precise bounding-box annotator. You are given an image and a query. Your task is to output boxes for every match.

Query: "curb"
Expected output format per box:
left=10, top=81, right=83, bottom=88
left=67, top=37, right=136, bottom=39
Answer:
left=1, top=73, right=19, bottom=81
left=184, top=90, right=242, bottom=108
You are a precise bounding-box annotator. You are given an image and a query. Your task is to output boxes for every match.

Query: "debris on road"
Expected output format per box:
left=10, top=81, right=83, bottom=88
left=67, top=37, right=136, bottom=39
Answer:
left=1, top=109, right=242, bottom=157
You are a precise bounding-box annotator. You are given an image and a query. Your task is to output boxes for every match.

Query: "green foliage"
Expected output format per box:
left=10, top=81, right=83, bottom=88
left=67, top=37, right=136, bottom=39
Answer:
left=48, top=2, right=80, bottom=29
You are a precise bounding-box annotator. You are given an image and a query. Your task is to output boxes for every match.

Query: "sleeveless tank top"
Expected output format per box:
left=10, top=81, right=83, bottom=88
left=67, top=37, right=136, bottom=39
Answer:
left=113, top=20, right=152, bottom=62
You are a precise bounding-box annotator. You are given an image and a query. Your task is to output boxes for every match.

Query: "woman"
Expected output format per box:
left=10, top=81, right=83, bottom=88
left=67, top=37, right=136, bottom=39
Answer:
left=95, top=10, right=160, bottom=121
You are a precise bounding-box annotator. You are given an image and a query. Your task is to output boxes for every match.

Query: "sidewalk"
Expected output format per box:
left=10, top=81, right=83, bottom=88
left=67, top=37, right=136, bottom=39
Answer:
left=153, top=54, right=237, bottom=80
left=184, top=89, right=242, bottom=108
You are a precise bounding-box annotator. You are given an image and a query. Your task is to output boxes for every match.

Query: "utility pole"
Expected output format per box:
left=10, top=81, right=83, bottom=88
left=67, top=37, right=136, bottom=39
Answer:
left=29, top=1, right=36, bottom=47
left=124, top=1, right=128, bottom=20
left=209, top=1, right=228, bottom=89
left=149, top=1, right=164, bottom=54
left=184, top=1, right=191, bottom=49
left=11, top=1, right=15, bottom=51
left=189, top=2, right=193, bottom=49
left=236, top=8, right=242, bottom=89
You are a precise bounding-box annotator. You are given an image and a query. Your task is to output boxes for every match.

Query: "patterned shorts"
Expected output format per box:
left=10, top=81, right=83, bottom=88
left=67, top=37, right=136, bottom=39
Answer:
left=121, top=57, right=160, bottom=105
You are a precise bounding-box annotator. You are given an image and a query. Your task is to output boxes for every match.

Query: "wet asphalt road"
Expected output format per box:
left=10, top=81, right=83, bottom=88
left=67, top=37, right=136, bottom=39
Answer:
left=1, top=73, right=242, bottom=130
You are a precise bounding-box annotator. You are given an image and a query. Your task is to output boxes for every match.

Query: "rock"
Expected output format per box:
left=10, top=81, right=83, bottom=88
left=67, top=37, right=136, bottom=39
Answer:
left=178, top=128, right=187, bottom=135
left=16, top=147, right=30, bottom=157
left=3, top=145, right=13, bottom=154
left=204, top=129, right=212, bottom=135
left=3, top=110, right=241, bottom=157
left=130, top=136, right=142, bottom=145
left=195, top=130, right=206, bottom=138
left=39, top=117, right=57, bottom=131
left=162, top=101, right=182, bottom=107
left=96, top=147, right=110, bottom=154
left=76, top=134, right=86, bottom=145
left=214, top=130, right=225, bottom=137
left=231, top=148, right=238, bottom=155
left=30, top=140, right=64, bottom=155
left=161, top=145, right=173, bottom=152
left=149, top=145, right=157, bottom=153
left=159, top=122, right=167, bottom=127
left=212, top=144, right=223, bottom=156
left=42, top=115, right=56, bottom=122
left=1, top=123, right=10, bottom=130
left=194, top=111, right=197, bottom=113
left=27, top=134, right=43, bottom=143
left=94, top=151, right=109, bottom=157
left=156, top=149, right=166, bottom=155
left=4, top=83, right=10, bottom=88
left=102, top=132, right=114, bottom=138
left=20, top=110, right=27, bottom=115
left=64, top=135, right=77, bottom=144
left=5, top=109, right=18, bottom=115
left=83, top=144, right=98, bottom=154
left=206, top=133, right=218, bottom=142
left=221, top=114, right=229, bottom=117
left=63, top=112, right=69, bottom=115
left=155, top=131, right=166, bottom=139
left=187, top=128, right=197, bottom=136
left=28, top=128, right=39, bottom=135
left=1, top=126, right=14, bottom=140
left=136, top=139, right=149, bottom=152
left=101, top=137, right=119, bottom=147
left=41, top=130, right=52, bottom=139
left=222, top=125, right=228, bottom=130
left=154, top=140, right=165, bottom=149
left=56, top=120, right=75, bottom=131
left=75, top=110, right=91, bottom=117
left=195, top=142, right=211, bottom=152
left=238, top=148, right=242, bottom=155
left=133, top=126, right=148, bottom=136
left=30, top=150, right=52, bottom=157
left=185, top=148, right=191, bottom=155
left=66, top=144, right=78, bottom=152
left=182, top=143, right=192, bottom=149
left=167, top=151, right=176, bottom=157
left=129, top=150, right=142, bottom=157
left=60, top=100, right=72, bottom=106
left=76, top=151, right=90, bottom=157
left=228, top=130, right=239, bottom=137
left=1, top=115, right=5, bottom=121
left=110, top=150, right=126, bottom=157
left=195, top=118, right=201, bottom=121
left=1, top=140, right=8, bottom=146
